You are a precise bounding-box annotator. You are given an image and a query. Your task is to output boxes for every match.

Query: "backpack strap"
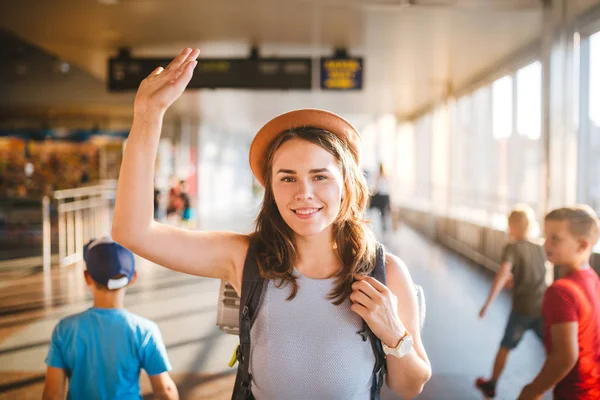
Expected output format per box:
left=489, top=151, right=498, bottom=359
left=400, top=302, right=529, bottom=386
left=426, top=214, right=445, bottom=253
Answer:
left=366, top=244, right=387, bottom=400
left=232, top=238, right=263, bottom=400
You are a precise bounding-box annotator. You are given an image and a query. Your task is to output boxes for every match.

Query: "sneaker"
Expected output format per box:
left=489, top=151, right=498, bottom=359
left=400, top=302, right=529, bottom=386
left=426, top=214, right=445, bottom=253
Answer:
left=475, top=377, right=496, bottom=398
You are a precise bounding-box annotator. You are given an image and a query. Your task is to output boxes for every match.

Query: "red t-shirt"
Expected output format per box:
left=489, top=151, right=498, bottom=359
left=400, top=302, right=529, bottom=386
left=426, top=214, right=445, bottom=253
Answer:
left=542, top=267, right=600, bottom=399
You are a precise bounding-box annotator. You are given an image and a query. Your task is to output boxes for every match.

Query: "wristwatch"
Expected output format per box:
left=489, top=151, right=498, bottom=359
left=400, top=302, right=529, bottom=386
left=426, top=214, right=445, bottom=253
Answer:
left=382, top=331, right=413, bottom=359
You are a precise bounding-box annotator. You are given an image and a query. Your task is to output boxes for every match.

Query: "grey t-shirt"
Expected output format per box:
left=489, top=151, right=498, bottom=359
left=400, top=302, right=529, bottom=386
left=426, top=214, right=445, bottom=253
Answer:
left=501, top=240, right=547, bottom=316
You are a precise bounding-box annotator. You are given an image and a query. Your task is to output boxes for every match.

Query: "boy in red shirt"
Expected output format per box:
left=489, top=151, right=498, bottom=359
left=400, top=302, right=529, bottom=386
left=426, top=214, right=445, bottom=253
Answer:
left=519, top=205, right=600, bottom=400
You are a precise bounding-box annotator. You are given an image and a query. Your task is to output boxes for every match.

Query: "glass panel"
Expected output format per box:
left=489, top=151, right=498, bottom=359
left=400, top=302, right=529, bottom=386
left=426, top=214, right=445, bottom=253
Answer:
left=588, top=32, right=600, bottom=219
left=492, top=76, right=513, bottom=140
left=516, top=61, right=542, bottom=140
left=512, top=61, right=543, bottom=212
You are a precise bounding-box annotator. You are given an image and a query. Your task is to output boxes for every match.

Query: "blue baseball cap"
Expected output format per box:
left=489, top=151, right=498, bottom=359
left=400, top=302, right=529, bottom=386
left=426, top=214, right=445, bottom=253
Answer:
left=83, top=237, right=135, bottom=290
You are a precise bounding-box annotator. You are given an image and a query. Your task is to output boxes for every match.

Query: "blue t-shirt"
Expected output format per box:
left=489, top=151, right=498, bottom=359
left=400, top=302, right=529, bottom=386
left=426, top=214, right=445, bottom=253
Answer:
left=45, top=307, right=171, bottom=400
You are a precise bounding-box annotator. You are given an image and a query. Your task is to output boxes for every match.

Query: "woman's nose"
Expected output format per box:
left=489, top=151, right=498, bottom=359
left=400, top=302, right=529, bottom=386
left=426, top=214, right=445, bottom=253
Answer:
left=294, top=180, right=314, bottom=201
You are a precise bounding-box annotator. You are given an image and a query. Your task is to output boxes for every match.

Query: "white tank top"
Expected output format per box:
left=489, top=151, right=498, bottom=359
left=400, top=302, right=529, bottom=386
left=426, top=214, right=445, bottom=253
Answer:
left=249, top=269, right=375, bottom=399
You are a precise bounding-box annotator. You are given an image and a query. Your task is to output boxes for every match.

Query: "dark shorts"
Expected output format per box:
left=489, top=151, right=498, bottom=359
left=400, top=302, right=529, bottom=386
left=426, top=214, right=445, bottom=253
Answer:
left=500, top=311, right=544, bottom=349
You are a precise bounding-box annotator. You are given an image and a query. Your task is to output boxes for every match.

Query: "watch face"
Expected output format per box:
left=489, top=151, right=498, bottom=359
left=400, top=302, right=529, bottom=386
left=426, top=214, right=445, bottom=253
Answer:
left=398, top=335, right=413, bottom=356
left=383, top=334, right=413, bottom=358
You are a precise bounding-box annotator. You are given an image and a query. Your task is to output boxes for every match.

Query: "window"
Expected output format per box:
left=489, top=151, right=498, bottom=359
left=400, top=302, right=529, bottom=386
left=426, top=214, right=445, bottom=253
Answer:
left=516, top=62, right=542, bottom=140
left=492, top=76, right=513, bottom=140
left=415, top=114, right=433, bottom=207
left=590, top=32, right=600, bottom=128
left=588, top=32, right=600, bottom=217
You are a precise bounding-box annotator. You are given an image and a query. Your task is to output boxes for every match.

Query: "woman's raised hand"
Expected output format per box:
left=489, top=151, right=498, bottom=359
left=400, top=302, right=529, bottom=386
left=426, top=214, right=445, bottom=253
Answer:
left=133, top=48, right=200, bottom=116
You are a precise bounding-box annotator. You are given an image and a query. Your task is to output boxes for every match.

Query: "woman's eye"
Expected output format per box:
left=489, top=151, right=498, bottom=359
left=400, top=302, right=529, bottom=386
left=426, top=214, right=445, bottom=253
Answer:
left=314, top=175, right=326, bottom=181
left=282, top=177, right=295, bottom=182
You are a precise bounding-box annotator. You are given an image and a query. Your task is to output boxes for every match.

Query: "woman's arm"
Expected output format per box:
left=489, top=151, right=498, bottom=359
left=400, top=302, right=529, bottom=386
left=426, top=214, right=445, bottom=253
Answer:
left=382, top=253, right=431, bottom=398
left=111, top=48, right=247, bottom=291
left=350, top=253, right=431, bottom=399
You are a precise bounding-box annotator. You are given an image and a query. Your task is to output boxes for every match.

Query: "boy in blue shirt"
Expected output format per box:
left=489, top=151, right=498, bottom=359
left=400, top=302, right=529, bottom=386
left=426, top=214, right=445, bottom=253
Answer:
left=43, top=237, right=178, bottom=400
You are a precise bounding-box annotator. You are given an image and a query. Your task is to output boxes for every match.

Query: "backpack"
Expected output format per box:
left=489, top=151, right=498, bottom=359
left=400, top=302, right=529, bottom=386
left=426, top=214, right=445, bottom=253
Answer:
left=222, top=240, right=426, bottom=400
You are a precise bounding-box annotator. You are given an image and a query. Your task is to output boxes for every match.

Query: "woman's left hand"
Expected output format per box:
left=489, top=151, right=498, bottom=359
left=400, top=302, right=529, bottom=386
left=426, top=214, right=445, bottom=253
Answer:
left=350, top=275, right=407, bottom=347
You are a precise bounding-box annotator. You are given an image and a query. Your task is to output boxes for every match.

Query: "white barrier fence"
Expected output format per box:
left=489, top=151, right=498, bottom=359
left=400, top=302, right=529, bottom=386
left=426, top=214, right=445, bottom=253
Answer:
left=42, top=180, right=117, bottom=270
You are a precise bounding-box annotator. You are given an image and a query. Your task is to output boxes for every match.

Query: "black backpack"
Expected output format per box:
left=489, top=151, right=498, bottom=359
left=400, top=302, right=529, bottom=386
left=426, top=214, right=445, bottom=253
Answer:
left=231, top=239, right=388, bottom=400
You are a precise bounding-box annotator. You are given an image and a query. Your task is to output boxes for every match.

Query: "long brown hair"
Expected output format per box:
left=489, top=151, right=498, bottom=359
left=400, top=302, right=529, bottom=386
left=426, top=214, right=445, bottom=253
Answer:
left=252, top=127, right=378, bottom=305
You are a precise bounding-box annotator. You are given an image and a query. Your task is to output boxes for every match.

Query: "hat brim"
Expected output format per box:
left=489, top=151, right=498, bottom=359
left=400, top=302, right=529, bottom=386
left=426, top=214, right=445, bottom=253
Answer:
left=249, top=109, right=361, bottom=187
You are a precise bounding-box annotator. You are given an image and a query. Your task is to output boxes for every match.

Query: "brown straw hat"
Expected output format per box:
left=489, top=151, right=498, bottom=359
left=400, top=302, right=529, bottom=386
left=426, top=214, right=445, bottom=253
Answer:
left=249, top=109, right=361, bottom=186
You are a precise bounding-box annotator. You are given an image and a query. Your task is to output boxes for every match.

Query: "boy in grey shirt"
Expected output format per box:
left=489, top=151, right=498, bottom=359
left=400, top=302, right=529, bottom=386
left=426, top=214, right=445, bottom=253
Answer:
left=476, top=205, right=548, bottom=398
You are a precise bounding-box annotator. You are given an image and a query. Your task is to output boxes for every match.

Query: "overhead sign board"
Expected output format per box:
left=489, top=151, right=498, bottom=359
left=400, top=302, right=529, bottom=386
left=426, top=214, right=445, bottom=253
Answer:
left=320, top=57, right=363, bottom=90
left=108, top=57, right=313, bottom=91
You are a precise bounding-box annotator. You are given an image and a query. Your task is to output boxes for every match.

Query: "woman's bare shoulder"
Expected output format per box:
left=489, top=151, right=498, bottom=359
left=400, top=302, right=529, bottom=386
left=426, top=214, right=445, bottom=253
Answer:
left=384, top=252, right=415, bottom=292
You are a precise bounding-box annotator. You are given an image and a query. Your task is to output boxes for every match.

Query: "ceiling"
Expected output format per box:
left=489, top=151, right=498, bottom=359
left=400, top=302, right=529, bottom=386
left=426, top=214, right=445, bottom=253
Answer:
left=1, top=0, right=599, bottom=130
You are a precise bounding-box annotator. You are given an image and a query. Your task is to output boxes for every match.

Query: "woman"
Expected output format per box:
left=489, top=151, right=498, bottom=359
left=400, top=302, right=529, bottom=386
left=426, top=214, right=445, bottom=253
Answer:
left=370, top=163, right=392, bottom=231
left=112, top=48, right=431, bottom=399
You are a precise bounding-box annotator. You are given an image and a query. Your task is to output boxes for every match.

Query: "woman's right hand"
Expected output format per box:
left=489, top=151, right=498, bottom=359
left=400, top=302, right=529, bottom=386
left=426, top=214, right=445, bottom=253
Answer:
left=133, top=48, right=200, bottom=116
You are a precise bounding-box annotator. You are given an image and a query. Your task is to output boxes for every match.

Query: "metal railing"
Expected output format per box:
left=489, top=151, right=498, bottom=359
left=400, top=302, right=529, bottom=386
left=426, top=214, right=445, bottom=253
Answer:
left=42, top=180, right=117, bottom=270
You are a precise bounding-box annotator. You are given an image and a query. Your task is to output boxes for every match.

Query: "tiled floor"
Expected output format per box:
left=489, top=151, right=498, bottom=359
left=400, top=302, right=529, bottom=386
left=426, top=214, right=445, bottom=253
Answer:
left=0, top=217, right=550, bottom=399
